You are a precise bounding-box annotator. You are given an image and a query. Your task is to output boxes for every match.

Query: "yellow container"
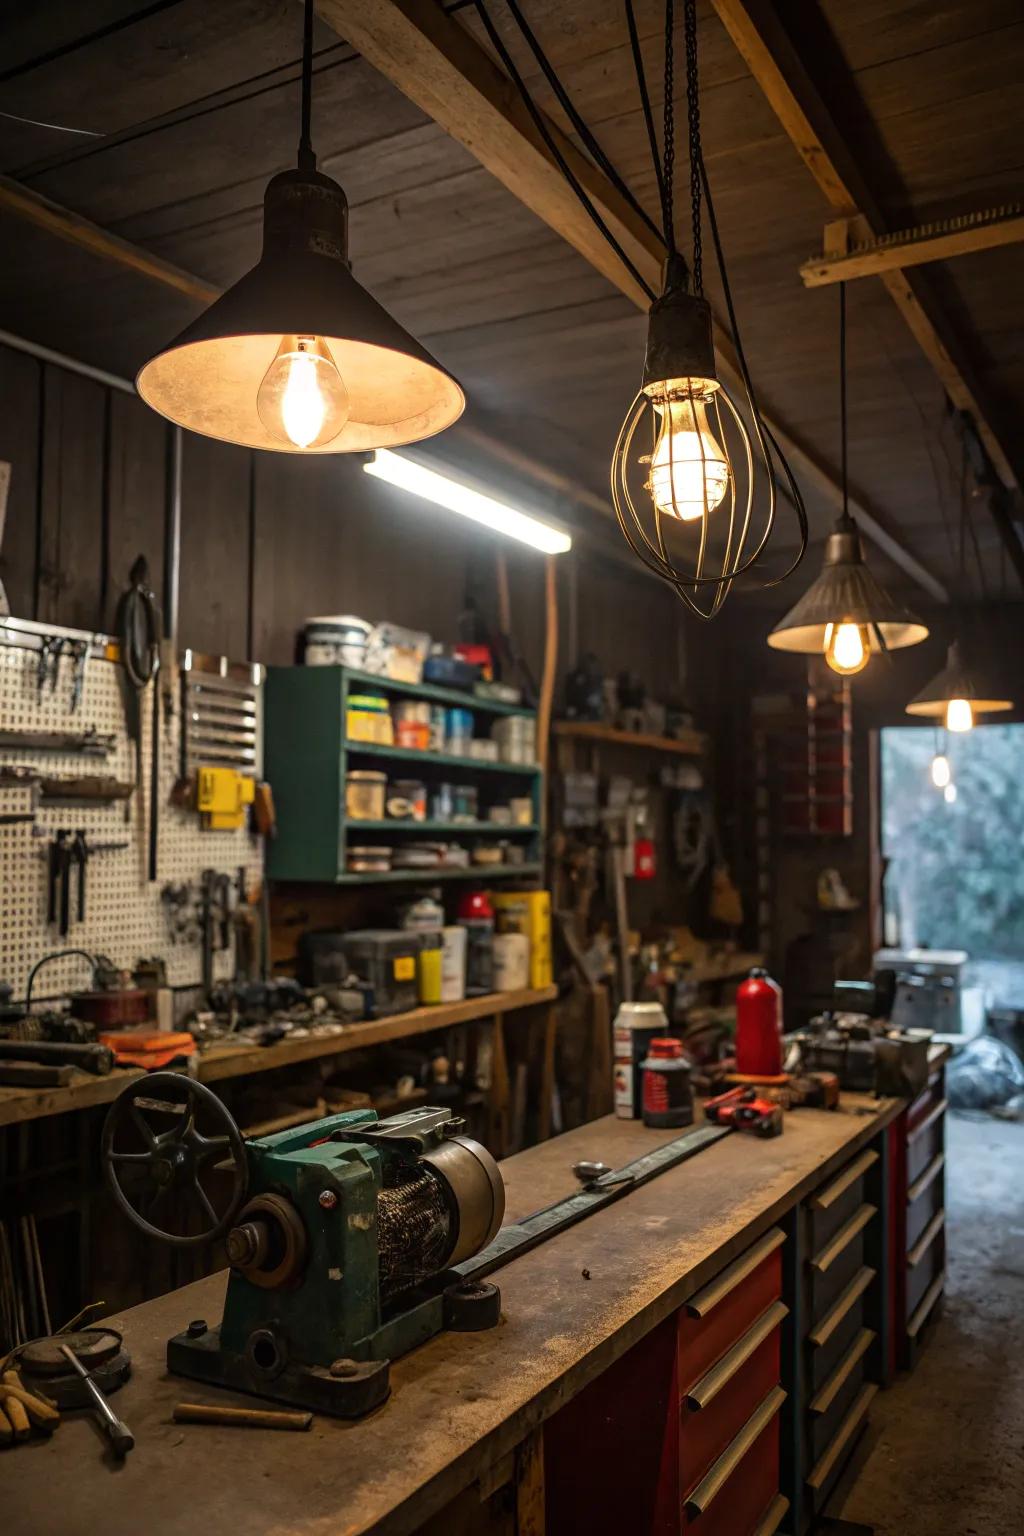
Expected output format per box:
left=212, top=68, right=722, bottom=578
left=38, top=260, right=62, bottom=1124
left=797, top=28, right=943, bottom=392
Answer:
left=417, top=945, right=443, bottom=1005
left=346, top=694, right=394, bottom=745
left=489, top=889, right=552, bottom=989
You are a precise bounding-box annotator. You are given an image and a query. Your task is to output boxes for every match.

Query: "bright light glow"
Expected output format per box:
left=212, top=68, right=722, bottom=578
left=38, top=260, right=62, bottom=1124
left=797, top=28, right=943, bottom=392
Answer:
left=944, top=781, right=958, bottom=804
left=946, top=697, right=974, bottom=733
left=257, top=335, right=350, bottom=449
left=364, top=449, right=572, bottom=554
left=648, top=396, right=729, bottom=521
left=931, top=753, right=951, bottom=788
left=823, top=621, right=870, bottom=676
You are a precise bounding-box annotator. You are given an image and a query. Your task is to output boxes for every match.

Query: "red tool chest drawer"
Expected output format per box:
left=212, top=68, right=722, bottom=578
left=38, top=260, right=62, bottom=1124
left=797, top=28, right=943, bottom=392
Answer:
left=678, top=1229, right=785, bottom=1386
left=680, top=1302, right=786, bottom=1492
left=681, top=1386, right=785, bottom=1536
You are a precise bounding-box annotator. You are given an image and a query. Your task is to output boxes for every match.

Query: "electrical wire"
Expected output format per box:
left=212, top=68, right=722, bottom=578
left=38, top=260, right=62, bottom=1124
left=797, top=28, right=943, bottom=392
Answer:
left=500, top=0, right=663, bottom=244
left=623, top=0, right=665, bottom=231
left=0, top=109, right=101, bottom=137
left=473, top=0, right=657, bottom=302
left=0, top=0, right=186, bottom=87
left=298, top=0, right=315, bottom=170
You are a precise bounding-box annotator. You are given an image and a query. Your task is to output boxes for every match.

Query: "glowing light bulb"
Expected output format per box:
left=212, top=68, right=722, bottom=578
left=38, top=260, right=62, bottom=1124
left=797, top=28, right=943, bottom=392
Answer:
left=647, top=393, right=729, bottom=521
left=946, top=697, right=973, bottom=733
left=944, top=781, right=958, bottom=804
left=257, top=335, right=349, bottom=449
left=823, top=621, right=870, bottom=675
left=931, top=754, right=951, bottom=788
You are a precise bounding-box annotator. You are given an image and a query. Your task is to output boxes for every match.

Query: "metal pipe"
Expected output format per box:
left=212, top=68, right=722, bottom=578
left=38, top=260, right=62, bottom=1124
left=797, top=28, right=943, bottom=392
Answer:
left=0, top=328, right=134, bottom=394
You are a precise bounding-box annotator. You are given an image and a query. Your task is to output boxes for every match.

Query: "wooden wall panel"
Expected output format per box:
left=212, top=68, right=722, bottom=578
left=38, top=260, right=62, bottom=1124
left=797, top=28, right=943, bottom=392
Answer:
left=105, top=391, right=168, bottom=632
left=0, top=343, right=42, bottom=620
left=37, top=368, right=106, bottom=631
left=177, top=431, right=251, bottom=659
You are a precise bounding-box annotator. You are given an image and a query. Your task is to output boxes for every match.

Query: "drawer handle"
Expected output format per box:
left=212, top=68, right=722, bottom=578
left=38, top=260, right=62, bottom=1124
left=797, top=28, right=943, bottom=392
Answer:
left=907, top=1151, right=945, bottom=1205
left=684, top=1301, right=788, bottom=1411
left=683, top=1385, right=786, bottom=1517
left=809, top=1149, right=878, bottom=1211
left=907, top=1209, right=945, bottom=1268
left=753, top=1493, right=789, bottom=1536
left=907, top=1274, right=944, bottom=1339
left=810, top=1204, right=876, bottom=1273
left=685, top=1229, right=785, bottom=1318
left=806, top=1383, right=878, bottom=1490
left=808, top=1266, right=875, bottom=1348
left=907, top=1098, right=947, bottom=1143
left=809, top=1327, right=875, bottom=1415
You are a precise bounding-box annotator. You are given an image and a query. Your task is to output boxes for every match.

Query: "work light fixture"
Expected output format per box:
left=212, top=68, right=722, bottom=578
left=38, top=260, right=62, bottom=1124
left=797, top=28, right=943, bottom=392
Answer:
left=136, top=0, right=463, bottom=452
left=364, top=449, right=572, bottom=555
left=768, top=284, right=928, bottom=672
left=609, top=0, right=808, bottom=618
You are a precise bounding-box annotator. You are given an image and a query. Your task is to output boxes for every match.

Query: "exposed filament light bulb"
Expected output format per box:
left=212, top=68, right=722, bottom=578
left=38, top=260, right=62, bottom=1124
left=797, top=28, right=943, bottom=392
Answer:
left=931, top=753, right=951, bottom=788
left=257, top=334, right=350, bottom=449
left=823, top=620, right=870, bottom=675
left=946, top=697, right=974, bottom=733
left=647, top=388, right=729, bottom=521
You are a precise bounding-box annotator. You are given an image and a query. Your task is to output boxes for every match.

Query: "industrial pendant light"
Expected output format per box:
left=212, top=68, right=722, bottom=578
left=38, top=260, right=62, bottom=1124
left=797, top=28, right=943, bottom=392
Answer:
left=136, top=0, right=463, bottom=453
left=768, top=285, right=928, bottom=672
left=905, top=436, right=1012, bottom=730
left=610, top=0, right=807, bottom=618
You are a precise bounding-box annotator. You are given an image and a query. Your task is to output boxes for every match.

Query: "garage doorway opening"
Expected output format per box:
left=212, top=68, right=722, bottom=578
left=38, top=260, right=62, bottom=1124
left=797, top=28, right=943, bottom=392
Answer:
left=880, top=723, right=1024, bottom=1012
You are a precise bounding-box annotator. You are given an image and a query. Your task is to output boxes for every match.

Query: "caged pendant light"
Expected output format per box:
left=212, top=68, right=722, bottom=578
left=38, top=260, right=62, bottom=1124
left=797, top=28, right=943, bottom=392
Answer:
left=768, top=284, right=928, bottom=673
left=610, top=0, right=808, bottom=618
left=136, top=0, right=464, bottom=453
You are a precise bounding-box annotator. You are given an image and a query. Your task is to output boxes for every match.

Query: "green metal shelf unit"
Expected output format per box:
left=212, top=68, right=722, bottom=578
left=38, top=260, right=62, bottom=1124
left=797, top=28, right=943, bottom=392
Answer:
left=265, top=666, right=543, bottom=883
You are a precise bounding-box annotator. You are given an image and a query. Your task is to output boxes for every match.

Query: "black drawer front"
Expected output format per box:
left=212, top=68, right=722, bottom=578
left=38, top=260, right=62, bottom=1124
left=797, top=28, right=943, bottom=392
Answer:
left=906, top=1103, right=946, bottom=1186
left=806, top=1174, right=866, bottom=1254
left=907, top=1160, right=944, bottom=1250
left=807, top=1350, right=869, bottom=1464
left=808, top=1227, right=867, bottom=1320
left=807, top=1281, right=871, bottom=1392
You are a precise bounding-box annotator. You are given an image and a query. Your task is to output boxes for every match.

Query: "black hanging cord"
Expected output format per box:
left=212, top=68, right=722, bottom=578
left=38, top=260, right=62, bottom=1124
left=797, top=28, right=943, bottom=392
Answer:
left=474, top=1, right=657, bottom=301
left=502, top=0, right=663, bottom=244
left=839, top=281, right=849, bottom=519
left=624, top=0, right=666, bottom=232
left=298, top=0, right=315, bottom=170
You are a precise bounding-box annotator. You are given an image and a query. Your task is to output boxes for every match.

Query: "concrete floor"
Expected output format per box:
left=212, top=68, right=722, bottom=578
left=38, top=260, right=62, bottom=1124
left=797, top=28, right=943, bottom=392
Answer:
left=833, top=1112, right=1024, bottom=1535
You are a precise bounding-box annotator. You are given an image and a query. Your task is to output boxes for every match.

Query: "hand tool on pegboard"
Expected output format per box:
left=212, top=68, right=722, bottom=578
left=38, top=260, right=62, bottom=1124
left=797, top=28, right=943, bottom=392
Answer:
left=67, top=637, right=90, bottom=712
left=114, top=556, right=161, bottom=877
left=0, top=727, right=114, bottom=755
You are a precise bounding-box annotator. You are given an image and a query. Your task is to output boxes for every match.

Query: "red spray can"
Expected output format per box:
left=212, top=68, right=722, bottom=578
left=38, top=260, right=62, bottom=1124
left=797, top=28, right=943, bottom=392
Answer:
left=735, top=968, right=784, bottom=1077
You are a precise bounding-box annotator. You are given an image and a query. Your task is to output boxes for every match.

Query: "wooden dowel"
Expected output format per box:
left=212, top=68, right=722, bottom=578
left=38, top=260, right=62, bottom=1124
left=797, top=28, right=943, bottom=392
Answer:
left=2, top=1373, right=61, bottom=1427
left=172, top=1401, right=313, bottom=1431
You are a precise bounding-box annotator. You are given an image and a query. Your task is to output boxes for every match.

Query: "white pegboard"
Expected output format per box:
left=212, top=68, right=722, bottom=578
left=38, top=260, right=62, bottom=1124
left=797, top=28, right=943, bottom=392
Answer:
left=0, top=636, right=263, bottom=1001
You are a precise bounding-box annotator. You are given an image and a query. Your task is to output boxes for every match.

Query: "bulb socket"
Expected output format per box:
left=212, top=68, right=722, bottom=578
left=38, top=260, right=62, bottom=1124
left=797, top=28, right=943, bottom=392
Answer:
left=641, top=276, right=717, bottom=394
left=262, top=167, right=350, bottom=268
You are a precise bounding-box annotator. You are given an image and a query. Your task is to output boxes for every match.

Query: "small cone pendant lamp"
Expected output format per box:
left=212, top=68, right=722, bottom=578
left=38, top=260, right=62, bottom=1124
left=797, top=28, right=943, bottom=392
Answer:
left=768, top=285, right=927, bottom=674
left=137, top=0, right=463, bottom=453
left=905, top=640, right=1012, bottom=732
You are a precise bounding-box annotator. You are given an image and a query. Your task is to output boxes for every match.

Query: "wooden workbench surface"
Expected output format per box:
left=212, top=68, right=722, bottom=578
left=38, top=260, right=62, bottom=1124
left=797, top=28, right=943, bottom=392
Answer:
left=0, top=985, right=557, bottom=1129
left=3, top=1095, right=903, bottom=1536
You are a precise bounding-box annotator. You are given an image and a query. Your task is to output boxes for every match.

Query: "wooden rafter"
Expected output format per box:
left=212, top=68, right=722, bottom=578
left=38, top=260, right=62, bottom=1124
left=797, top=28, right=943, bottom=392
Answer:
left=710, top=0, right=1023, bottom=514
left=314, top=0, right=947, bottom=602
left=801, top=206, right=1024, bottom=287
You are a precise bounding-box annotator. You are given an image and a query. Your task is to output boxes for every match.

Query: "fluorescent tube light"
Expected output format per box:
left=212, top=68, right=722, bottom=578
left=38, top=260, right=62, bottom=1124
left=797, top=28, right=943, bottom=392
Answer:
left=364, top=448, right=572, bottom=555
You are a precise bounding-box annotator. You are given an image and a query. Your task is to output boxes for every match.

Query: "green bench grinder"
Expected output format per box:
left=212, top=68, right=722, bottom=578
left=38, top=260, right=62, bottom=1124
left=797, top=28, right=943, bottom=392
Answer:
left=102, top=1074, right=505, bottom=1416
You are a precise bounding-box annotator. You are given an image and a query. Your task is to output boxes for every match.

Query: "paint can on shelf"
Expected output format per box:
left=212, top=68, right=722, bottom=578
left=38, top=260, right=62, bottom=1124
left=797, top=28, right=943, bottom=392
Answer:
left=493, top=932, right=529, bottom=992
left=440, top=925, right=467, bottom=1002
left=613, top=999, right=670, bottom=1119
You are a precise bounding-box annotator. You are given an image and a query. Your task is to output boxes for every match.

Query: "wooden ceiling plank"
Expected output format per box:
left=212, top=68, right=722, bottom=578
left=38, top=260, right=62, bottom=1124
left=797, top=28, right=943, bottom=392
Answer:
left=709, top=0, right=1023, bottom=507
left=802, top=210, right=1024, bottom=286
left=314, top=0, right=947, bottom=601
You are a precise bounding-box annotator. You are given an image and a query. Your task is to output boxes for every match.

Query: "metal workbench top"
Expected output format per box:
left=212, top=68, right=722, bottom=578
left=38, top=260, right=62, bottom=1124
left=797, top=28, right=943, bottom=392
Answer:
left=3, top=1098, right=905, bottom=1536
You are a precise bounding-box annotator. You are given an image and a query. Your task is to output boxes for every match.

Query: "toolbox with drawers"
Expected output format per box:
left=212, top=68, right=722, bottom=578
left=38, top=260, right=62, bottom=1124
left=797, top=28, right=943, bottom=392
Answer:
left=890, top=1060, right=948, bottom=1368
left=544, top=1228, right=790, bottom=1536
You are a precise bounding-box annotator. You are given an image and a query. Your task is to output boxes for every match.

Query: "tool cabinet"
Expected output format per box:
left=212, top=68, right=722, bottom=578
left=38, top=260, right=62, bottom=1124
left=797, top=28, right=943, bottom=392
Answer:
left=890, top=1061, right=947, bottom=1368
left=543, top=1228, right=790, bottom=1536
left=781, top=1138, right=888, bottom=1534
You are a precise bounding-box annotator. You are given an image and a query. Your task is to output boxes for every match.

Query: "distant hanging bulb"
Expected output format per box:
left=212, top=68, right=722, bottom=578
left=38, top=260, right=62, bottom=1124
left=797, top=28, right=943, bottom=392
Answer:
left=931, top=754, right=951, bottom=788
left=647, top=392, right=730, bottom=521
left=257, top=335, right=350, bottom=449
left=944, top=781, right=958, bottom=804
left=946, top=697, right=974, bottom=733
left=823, top=620, right=870, bottom=676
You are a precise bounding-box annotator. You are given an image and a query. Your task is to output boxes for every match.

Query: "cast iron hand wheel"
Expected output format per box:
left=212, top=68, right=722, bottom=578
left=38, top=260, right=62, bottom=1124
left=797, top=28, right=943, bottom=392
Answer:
left=102, top=1072, right=248, bottom=1247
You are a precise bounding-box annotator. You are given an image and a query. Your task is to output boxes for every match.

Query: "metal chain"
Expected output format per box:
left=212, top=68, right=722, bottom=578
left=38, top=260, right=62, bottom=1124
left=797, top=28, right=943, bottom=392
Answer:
left=683, top=0, right=702, bottom=293
left=662, top=0, right=676, bottom=254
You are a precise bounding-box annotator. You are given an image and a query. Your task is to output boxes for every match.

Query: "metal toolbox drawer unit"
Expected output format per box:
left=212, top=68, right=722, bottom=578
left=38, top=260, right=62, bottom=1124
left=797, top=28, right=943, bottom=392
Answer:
left=543, top=1229, right=790, bottom=1536
left=782, top=1141, right=887, bottom=1534
left=902, top=1064, right=947, bottom=1364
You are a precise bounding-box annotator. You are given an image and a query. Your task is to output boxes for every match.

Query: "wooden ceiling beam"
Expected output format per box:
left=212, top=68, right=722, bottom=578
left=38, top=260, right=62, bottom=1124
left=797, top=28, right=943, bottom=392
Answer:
left=801, top=207, right=1024, bottom=288
left=315, top=0, right=947, bottom=601
left=710, top=0, right=1024, bottom=513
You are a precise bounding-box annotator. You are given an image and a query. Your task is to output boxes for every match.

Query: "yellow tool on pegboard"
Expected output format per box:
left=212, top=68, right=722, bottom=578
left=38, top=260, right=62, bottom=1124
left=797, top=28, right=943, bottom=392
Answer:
left=196, top=767, right=255, bottom=830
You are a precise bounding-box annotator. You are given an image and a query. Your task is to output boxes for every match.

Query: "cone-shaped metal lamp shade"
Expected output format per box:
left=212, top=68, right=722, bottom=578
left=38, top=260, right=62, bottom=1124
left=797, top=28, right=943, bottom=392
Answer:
left=905, top=641, right=1013, bottom=717
left=137, top=169, right=464, bottom=453
left=767, top=517, right=928, bottom=654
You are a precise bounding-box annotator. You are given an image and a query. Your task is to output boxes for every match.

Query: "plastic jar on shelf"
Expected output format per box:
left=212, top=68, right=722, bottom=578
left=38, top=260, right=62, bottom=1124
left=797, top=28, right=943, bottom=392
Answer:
left=347, top=693, right=393, bottom=744
left=345, top=769, right=386, bottom=820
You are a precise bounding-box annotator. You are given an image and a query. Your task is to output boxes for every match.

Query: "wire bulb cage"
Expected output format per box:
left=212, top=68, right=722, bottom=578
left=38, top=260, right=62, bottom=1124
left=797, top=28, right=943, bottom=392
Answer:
left=612, top=258, right=787, bottom=620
